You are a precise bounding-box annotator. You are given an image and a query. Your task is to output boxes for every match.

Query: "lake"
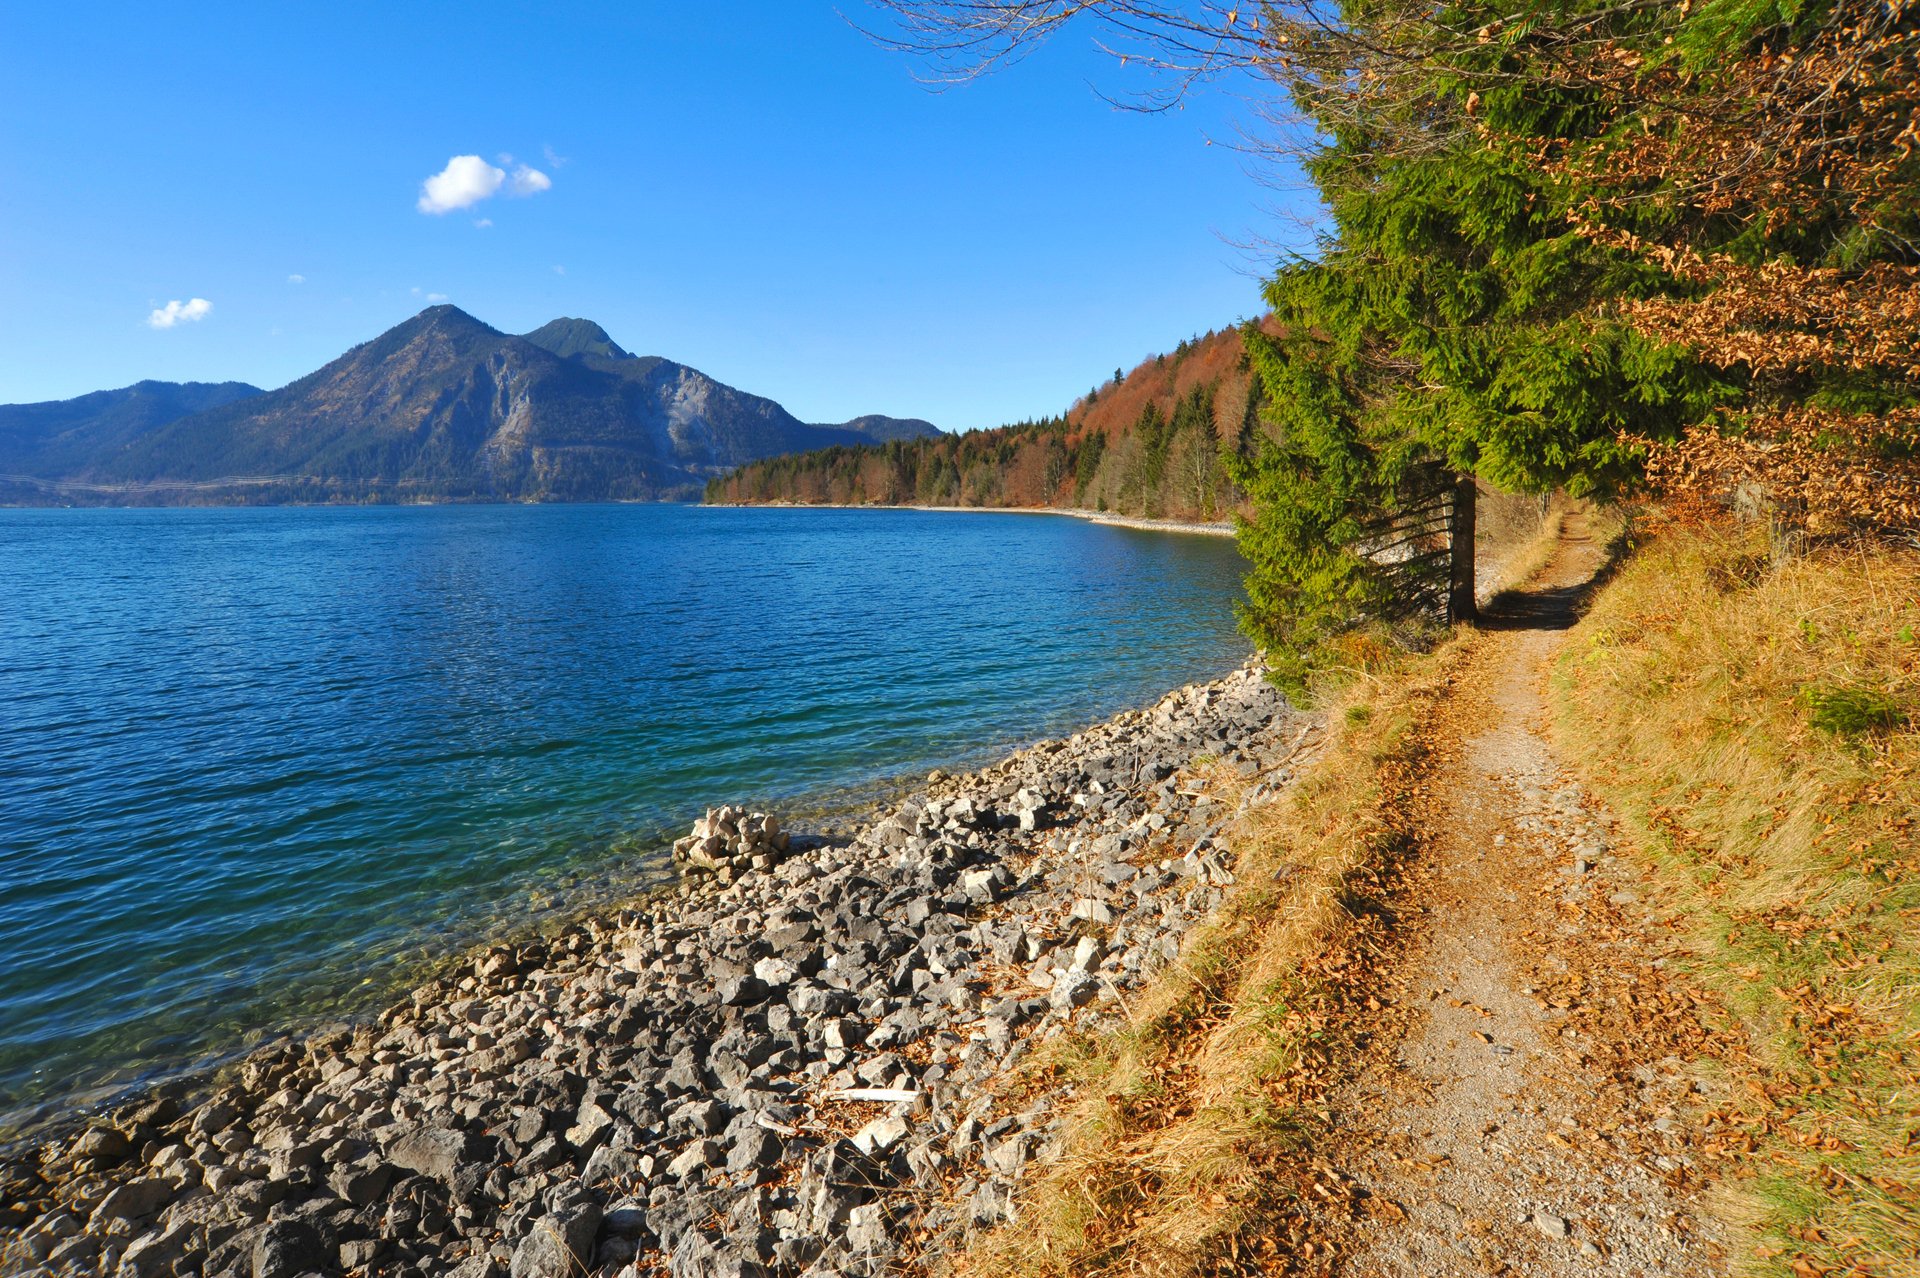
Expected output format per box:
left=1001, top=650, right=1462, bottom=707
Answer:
left=0, top=504, right=1249, bottom=1118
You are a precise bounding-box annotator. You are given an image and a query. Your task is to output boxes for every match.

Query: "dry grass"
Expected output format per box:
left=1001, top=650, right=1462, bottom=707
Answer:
left=1476, top=489, right=1566, bottom=601
left=1550, top=523, right=1920, bottom=1277
left=956, top=646, right=1473, bottom=1278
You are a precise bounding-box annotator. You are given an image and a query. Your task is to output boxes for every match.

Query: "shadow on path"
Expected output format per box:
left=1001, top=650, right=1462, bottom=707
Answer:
left=1477, top=580, right=1589, bottom=632
left=1476, top=519, right=1620, bottom=633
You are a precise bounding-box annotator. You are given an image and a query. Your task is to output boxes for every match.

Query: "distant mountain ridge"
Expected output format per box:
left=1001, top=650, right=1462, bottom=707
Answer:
left=0, top=309, right=939, bottom=505
left=0, top=381, right=264, bottom=486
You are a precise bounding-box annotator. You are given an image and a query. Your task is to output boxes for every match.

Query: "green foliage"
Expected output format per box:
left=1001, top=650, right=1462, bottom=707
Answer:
left=1230, top=0, right=1751, bottom=690
left=1797, top=684, right=1910, bottom=737
left=1074, top=430, right=1106, bottom=499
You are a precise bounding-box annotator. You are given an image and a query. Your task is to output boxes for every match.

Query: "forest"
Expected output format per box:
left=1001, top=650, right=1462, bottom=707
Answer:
left=706, top=327, right=1263, bottom=521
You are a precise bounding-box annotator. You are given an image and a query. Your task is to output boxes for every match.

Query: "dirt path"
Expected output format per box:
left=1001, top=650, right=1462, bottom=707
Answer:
left=1322, top=514, right=1729, bottom=1276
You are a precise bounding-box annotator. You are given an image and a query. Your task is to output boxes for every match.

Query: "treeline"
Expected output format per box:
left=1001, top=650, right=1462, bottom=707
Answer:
left=708, top=331, right=1260, bottom=521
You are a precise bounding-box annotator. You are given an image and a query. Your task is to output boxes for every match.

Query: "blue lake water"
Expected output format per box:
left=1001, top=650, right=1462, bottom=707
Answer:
left=0, top=504, right=1249, bottom=1117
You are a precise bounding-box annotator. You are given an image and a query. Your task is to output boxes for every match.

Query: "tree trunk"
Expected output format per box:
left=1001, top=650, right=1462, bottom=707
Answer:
left=1448, top=472, right=1478, bottom=625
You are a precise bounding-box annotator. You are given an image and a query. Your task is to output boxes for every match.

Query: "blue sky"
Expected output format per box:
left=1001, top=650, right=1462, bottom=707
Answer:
left=0, top=3, right=1314, bottom=431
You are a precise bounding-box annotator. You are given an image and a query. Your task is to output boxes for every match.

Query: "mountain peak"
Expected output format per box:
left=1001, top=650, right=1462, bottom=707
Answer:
left=521, top=317, right=632, bottom=362
left=408, top=303, right=494, bottom=332
left=0, top=306, right=933, bottom=504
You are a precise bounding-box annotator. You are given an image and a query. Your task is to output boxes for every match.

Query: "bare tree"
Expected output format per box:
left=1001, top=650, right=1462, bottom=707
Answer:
left=859, top=1, right=1692, bottom=156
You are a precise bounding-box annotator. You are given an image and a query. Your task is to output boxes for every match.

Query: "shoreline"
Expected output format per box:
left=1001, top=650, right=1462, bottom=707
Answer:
left=1, top=661, right=1318, bottom=1278
left=0, top=673, right=1248, bottom=1143
left=704, top=501, right=1239, bottom=538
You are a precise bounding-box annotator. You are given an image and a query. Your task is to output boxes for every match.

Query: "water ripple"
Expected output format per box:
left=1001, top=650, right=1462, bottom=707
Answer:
left=0, top=505, right=1249, bottom=1111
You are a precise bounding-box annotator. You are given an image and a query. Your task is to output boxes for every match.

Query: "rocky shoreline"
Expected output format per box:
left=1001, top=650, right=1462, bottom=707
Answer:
left=1, top=661, right=1321, bottom=1278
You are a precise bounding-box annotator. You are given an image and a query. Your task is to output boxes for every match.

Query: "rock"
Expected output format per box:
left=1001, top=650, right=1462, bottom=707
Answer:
left=852, top=1115, right=910, bottom=1155
left=72, top=1125, right=133, bottom=1165
left=846, top=1200, right=890, bottom=1251
left=339, top=1238, right=387, bottom=1270
left=91, top=1176, right=173, bottom=1224
left=582, top=1139, right=640, bottom=1185
left=264, top=1136, right=322, bottom=1178
left=822, top=1017, right=864, bottom=1050
left=252, top=1219, right=326, bottom=1278
left=388, top=1124, right=490, bottom=1183
left=675, top=807, right=792, bottom=879
left=753, top=956, right=799, bottom=989
left=44, top=1235, right=100, bottom=1271
left=986, top=1133, right=1033, bottom=1177
left=668, top=1140, right=721, bottom=1179
left=1069, top=898, right=1114, bottom=926
left=679, top=1099, right=729, bottom=1136
left=452, top=1254, right=506, bottom=1278
left=1534, top=1212, right=1571, bottom=1240
left=718, top=974, right=770, bottom=1006
left=511, top=1203, right=603, bottom=1278
left=603, top=1199, right=649, bottom=1236
left=1049, top=971, right=1098, bottom=1012
left=960, top=869, right=999, bottom=903
left=330, top=1160, right=397, bottom=1206
left=568, top=1095, right=620, bottom=1155
left=727, top=1127, right=784, bottom=1179
left=117, top=1220, right=194, bottom=1277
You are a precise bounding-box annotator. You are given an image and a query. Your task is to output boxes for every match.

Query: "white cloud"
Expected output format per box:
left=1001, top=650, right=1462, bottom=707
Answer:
left=147, top=298, right=212, bottom=329
left=287, top=273, right=306, bottom=284
left=542, top=144, right=568, bottom=169
left=418, top=155, right=505, bottom=214
left=409, top=287, right=451, bottom=303
left=417, top=153, right=553, bottom=215
left=473, top=217, right=493, bottom=229
left=552, top=264, right=566, bottom=276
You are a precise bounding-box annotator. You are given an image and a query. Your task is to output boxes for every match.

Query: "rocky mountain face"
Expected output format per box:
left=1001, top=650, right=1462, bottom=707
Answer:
left=0, top=309, right=939, bottom=504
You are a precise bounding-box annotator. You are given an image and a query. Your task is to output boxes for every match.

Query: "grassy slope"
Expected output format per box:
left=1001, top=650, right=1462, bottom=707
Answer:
left=1551, top=525, right=1920, bottom=1276
left=956, top=645, right=1468, bottom=1276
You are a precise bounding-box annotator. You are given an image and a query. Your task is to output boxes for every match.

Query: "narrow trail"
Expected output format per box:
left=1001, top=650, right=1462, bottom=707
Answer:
left=1322, top=514, right=1729, bottom=1276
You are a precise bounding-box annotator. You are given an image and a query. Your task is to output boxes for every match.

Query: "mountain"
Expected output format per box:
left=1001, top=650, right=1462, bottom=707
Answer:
left=828, top=414, right=945, bottom=444
left=708, top=324, right=1268, bottom=521
left=0, top=309, right=940, bottom=504
left=0, top=381, right=263, bottom=490
left=520, top=317, right=633, bottom=362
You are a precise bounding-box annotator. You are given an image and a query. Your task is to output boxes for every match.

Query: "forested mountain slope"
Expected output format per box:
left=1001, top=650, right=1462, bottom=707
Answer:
left=0, top=381, right=263, bottom=494
left=707, top=323, right=1270, bottom=521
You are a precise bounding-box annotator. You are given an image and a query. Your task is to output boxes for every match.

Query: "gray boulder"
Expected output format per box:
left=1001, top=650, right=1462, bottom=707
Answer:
left=511, top=1203, right=602, bottom=1278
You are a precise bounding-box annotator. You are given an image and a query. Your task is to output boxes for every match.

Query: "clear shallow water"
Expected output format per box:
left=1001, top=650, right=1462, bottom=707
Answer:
left=0, top=504, right=1248, bottom=1115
